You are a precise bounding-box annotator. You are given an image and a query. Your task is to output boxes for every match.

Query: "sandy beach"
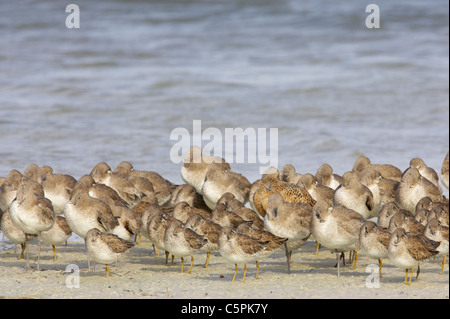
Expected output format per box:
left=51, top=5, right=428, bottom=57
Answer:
left=1, top=237, right=447, bottom=299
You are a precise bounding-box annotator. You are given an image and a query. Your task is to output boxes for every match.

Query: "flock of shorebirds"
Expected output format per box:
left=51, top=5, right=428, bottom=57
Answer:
left=0, top=146, right=449, bottom=285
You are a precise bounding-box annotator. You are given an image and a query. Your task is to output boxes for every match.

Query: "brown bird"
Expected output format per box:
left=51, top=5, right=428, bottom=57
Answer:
left=395, top=167, right=443, bottom=213
left=315, top=163, right=342, bottom=190
left=85, top=228, right=134, bottom=278
left=90, top=162, right=141, bottom=207
left=253, top=169, right=316, bottom=218
left=185, top=213, right=222, bottom=268
left=388, top=228, right=440, bottom=284
left=352, top=155, right=403, bottom=181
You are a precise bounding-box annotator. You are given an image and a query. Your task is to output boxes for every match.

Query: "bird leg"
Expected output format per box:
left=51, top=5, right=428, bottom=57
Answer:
left=189, top=256, right=194, bottom=274
left=232, top=264, right=238, bottom=282
left=242, top=263, right=248, bottom=283
left=204, top=252, right=210, bottom=269
left=181, top=257, right=184, bottom=273
left=315, top=241, right=320, bottom=256
left=378, top=259, right=383, bottom=279
left=404, top=268, right=408, bottom=284
left=335, top=251, right=341, bottom=278
left=415, top=265, right=420, bottom=282
left=106, top=264, right=109, bottom=278
left=18, top=243, right=26, bottom=260
left=255, top=261, right=260, bottom=279
left=52, top=245, right=57, bottom=262
left=284, top=242, right=291, bottom=273
left=441, top=256, right=446, bottom=275
left=352, top=251, right=358, bottom=270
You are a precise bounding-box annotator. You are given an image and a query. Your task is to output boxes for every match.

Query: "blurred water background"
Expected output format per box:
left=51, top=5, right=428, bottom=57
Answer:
left=0, top=0, right=448, bottom=198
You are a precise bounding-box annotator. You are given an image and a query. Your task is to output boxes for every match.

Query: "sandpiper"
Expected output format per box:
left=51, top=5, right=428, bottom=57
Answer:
left=253, top=168, right=316, bottom=218
left=185, top=213, right=222, bottom=268
left=218, top=226, right=285, bottom=282
left=163, top=217, right=207, bottom=274
left=388, top=227, right=439, bottom=284
left=333, top=171, right=374, bottom=219
left=265, top=192, right=312, bottom=272
left=315, top=163, right=342, bottom=190
left=85, top=228, right=134, bottom=278
left=424, top=218, right=449, bottom=274
left=181, top=146, right=230, bottom=195
left=39, top=215, right=72, bottom=261
left=280, top=164, right=302, bottom=184
left=297, top=173, right=334, bottom=204
left=359, top=221, right=390, bottom=278
left=310, top=200, right=365, bottom=277
left=9, top=181, right=55, bottom=269
left=410, top=158, right=443, bottom=193
left=39, top=166, right=77, bottom=215
left=90, top=162, right=141, bottom=207
left=352, top=155, right=402, bottom=181
left=63, top=186, right=118, bottom=239
left=395, top=167, right=443, bottom=213
left=202, top=164, right=248, bottom=210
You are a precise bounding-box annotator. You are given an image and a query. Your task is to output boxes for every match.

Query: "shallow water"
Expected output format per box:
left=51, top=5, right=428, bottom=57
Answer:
left=0, top=0, right=448, bottom=193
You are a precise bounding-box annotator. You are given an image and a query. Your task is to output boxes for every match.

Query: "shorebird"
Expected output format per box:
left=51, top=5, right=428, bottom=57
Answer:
left=359, top=168, right=382, bottom=217
left=441, top=151, right=449, bottom=190
left=333, top=171, right=374, bottom=219
left=9, top=181, right=55, bottom=269
left=315, top=163, right=342, bottom=190
left=410, top=158, right=443, bottom=193
left=128, top=176, right=158, bottom=206
left=130, top=169, right=176, bottom=207
left=265, top=193, right=312, bottom=272
left=167, top=184, right=210, bottom=211
left=236, top=222, right=287, bottom=278
left=0, top=169, right=23, bottom=212
left=107, top=199, right=143, bottom=241
left=22, top=163, right=40, bottom=181
left=359, top=221, right=390, bottom=278
left=378, top=177, right=399, bottom=206
left=216, top=192, right=245, bottom=212
left=181, top=146, right=230, bottom=195
left=185, top=213, right=222, bottom=268
left=297, top=173, right=334, bottom=204
left=388, top=227, right=439, bottom=284
left=395, top=167, right=443, bottom=213
left=202, top=164, right=248, bottom=210
left=163, top=217, right=207, bottom=274
left=76, top=174, right=129, bottom=207
left=85, top=228, right=134, bottom=278
left=280, top=164, right=302, bottom=184
left=388, top=209, right=425, bottom=235
left=218, top=226, right=285, bottom=282
left=1, top=210, right=37, bottom=259
left=210, top=203, right=248, bottom=229
left=352, top=155, right=402, bottom=181
left=147, top=209, right=172, bottom=263
left=378, top=202, right=401, bottom=228
left=310, top=200, right=365, bottom=277
left=423, top=218, right=449, bottom=274
left=171, top=201, right=211, bottom=223
left=427, top=205, right=449, bottom=227
left=38, top=166, right=77, bottom=215
left=63, top=186, right=118, bottom=239
left=90, top=162, right=141, bottom=207
left=39, top=215, right=72, bottom=261
left=253, top=168, right=316, bottom=218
